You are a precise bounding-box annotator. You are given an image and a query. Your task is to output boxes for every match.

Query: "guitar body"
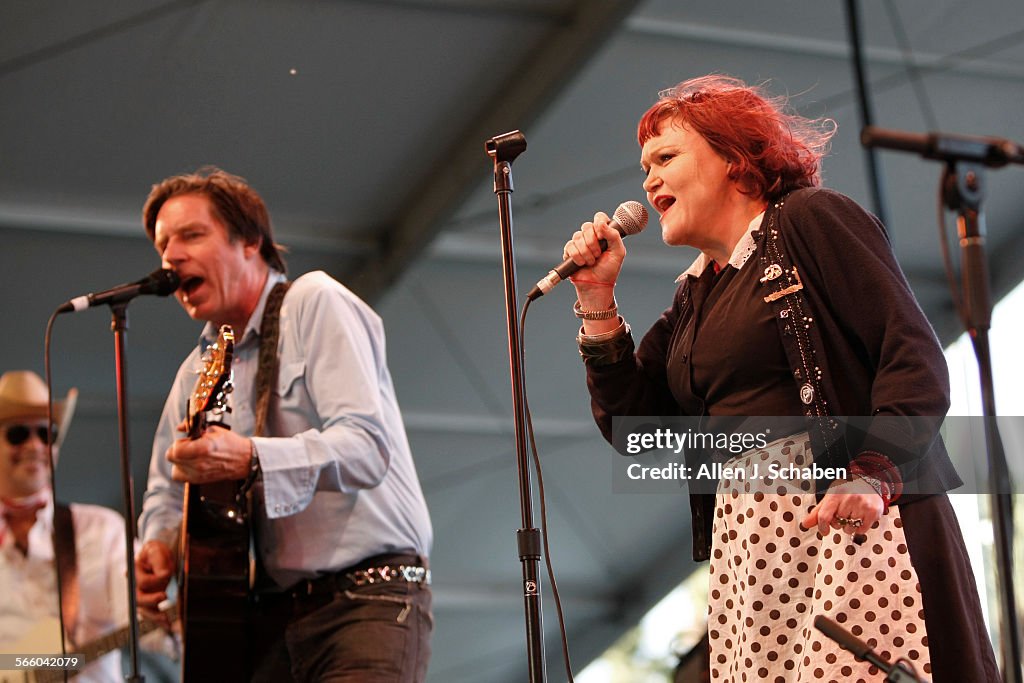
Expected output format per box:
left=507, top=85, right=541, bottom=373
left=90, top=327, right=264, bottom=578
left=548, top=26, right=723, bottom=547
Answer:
left=180, top=480, right=252, bottom=682
left=177, top=325, right=253, bottom=682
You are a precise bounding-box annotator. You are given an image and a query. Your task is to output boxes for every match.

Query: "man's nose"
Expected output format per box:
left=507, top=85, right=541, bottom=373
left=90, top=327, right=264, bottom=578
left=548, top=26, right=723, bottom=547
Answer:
left=161, top=243, right=184, bottom=269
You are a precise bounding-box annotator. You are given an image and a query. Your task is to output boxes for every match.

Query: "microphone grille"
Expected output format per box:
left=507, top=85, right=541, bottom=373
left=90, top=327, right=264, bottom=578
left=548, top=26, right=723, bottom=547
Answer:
left=150, top=268, right=181, bottom=296
left=614, top=201, right=648, bottom=236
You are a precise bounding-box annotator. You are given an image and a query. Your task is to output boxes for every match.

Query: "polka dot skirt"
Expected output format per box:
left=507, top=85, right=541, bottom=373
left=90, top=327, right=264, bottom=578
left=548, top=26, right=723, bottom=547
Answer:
left=707, top=435, right=931, bottom=682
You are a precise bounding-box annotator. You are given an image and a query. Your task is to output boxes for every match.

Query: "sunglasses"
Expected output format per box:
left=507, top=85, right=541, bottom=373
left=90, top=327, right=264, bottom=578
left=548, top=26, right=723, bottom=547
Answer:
left=3, top=424, right=58, bottom=447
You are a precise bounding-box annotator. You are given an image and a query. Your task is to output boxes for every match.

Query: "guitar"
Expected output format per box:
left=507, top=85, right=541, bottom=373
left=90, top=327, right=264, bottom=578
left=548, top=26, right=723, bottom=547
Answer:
left=0, top=603, right=176, bottom=683
left=178, top=324, right=252, bottom=682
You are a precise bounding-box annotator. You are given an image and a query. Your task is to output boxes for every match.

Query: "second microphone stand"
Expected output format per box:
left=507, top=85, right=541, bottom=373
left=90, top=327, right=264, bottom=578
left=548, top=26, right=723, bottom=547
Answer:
left=485, top=129, right=547, bottom=683
left=941, top=162, right=1021, bottom=683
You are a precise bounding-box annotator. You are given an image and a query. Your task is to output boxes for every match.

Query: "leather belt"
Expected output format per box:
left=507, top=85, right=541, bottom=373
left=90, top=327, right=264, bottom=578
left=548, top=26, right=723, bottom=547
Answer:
left=255, top=553, right=430, bottom=619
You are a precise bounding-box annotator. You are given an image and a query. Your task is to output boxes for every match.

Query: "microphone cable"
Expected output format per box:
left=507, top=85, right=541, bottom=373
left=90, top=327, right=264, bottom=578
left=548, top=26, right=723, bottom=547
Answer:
left=518, top=295, right=577, bottom=683
left=44, top=308, right=73, bottom=682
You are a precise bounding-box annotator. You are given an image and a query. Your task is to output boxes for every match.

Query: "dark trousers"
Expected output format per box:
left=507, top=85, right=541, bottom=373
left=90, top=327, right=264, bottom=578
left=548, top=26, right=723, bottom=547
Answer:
left=250, top=579, right=433, bottom=682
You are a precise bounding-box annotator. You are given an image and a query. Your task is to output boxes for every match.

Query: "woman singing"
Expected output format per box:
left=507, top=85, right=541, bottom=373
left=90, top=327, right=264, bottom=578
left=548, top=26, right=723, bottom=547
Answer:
left=564, top=74, right=999, bottom=682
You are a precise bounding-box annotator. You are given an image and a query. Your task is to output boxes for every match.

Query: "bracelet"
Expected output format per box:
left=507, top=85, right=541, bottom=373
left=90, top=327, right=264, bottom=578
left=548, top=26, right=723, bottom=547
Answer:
left=568, top=277, right=614, bottom=288
left=577, top=318, right=627, bottom=343
left=854, top=473, right=888, bottom=501
left=849, top=450, right=903, bottom=509
left=574, top=298, right=618, bottom=320
left=577, top=321, right=633, bottom=366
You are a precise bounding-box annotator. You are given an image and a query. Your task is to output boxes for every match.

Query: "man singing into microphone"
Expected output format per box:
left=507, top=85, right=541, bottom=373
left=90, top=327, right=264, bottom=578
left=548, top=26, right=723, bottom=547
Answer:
left=134, top=167, right=433, bottom=682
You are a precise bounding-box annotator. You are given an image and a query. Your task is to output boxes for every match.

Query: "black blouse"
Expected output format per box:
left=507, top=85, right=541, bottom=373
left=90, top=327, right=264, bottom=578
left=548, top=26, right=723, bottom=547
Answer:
left=666, top=259, right=804, bottom=418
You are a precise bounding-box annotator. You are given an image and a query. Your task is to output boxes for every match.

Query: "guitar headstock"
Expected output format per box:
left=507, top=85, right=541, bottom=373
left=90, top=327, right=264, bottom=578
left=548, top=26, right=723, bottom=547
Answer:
left=186, top=325, right=235, bottom=439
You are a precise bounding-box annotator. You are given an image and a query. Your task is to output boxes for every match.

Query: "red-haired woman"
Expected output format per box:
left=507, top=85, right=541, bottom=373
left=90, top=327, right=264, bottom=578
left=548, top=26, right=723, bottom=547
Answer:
left=565, top=75, right=998, bottom=682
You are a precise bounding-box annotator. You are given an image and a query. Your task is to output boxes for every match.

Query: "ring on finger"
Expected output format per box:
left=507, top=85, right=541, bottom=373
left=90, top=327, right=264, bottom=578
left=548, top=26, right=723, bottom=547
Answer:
left=835, top=515, right=863, bottom=528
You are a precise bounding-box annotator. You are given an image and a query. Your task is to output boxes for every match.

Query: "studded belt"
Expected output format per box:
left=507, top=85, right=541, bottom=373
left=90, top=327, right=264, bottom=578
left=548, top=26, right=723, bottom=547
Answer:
left=255, top=553, right=430, bottom=619
left=346, top=562, right=431, bottom=588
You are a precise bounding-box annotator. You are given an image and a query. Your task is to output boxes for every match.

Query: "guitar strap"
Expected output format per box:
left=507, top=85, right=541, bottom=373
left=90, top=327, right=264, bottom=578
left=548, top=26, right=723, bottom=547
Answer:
left=253, top=281, right=291, bottom=439
left=248, top=280, right=290, bottom=590
left=52, top=502, right=79, bottom=647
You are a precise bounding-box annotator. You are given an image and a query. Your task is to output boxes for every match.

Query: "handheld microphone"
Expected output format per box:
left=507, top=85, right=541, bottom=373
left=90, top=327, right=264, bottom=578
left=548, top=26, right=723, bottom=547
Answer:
left=57, top=268, right=181, bottom=313
left=527, top=201, right=648, bottom=301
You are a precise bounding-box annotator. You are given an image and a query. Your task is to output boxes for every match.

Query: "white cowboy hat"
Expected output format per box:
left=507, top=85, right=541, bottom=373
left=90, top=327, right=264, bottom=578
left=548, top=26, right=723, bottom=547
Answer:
left=0, top=370, right=78, bottom=447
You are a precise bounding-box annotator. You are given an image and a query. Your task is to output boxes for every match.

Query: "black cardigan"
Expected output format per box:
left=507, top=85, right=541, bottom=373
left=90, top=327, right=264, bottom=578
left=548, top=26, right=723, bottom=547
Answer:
left=585, top=188, right=962, bottom=560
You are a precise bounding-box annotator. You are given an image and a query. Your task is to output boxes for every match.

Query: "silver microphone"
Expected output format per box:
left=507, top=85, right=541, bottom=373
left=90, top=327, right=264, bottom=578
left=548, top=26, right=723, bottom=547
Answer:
left=527, top=201, right=648, bottom=301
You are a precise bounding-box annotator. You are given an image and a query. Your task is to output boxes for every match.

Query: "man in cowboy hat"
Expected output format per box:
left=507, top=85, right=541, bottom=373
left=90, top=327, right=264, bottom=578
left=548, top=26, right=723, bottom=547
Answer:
left=0, top=369, right=130, bottom=682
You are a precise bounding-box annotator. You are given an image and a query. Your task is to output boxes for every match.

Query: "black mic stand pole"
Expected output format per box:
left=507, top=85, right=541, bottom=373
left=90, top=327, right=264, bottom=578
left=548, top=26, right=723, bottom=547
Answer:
left=110, top=303, right=145, bottom=683
left=485, top=129, right=547, bottom=683
left=940, top=163, right=1022, bottom=683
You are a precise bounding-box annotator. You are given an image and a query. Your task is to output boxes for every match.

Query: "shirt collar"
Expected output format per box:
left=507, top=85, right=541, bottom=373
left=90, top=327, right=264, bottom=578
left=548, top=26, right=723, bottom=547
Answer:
left=198, top=270, right=287, bottom=349
left=675, top=210, right=766, bottom=282
left=0, top=489, right=54, bottom=550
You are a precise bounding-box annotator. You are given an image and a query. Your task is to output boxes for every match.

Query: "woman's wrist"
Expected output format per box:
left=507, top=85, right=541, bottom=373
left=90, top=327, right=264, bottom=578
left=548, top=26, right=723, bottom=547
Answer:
left=570, top=278, right=616, bottom=308
left=576, top=290, right=615, bottom=310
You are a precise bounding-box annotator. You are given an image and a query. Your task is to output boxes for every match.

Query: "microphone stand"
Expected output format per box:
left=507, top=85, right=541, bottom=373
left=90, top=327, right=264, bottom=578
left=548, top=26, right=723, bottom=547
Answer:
left=814, top=616, right=926, bottom=682
left=861, top=125, right=1023, bottom=682
left=110, top=303, right=145, bottom=683
left=940, top=163, right=1021, bottom=683
left=485, top=129, right=547, bottom=683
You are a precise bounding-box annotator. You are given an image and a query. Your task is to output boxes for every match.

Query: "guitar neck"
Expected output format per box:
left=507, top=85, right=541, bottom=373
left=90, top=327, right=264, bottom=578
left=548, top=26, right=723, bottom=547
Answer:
left=77, top=616, right=165, bottom=665
left=12, top=613, right=167, bottom=683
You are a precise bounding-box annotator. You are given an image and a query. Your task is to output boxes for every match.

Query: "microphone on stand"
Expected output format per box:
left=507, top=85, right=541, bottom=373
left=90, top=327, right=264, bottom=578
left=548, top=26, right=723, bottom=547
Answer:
left=814, top=615, right=927, bottom=682
left=527, top=201, right=648, bottom=301
left=57, top=268, right=181, bottom=313
left=861, top=126, right=1024, bottom=167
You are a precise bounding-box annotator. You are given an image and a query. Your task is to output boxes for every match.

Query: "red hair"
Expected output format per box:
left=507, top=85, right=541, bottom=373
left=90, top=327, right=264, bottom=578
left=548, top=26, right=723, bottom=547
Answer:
left=637, top=75, right=835, bottom=200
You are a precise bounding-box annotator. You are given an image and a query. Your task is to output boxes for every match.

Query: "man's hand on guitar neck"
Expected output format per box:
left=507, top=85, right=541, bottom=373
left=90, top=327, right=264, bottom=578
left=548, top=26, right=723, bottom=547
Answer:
left=167, top=424, right=254, bottom=484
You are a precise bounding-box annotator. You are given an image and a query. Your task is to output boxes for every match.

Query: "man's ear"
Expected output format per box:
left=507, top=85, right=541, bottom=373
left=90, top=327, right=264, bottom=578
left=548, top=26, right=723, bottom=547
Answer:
left=243, top=236, right=262, bottom=260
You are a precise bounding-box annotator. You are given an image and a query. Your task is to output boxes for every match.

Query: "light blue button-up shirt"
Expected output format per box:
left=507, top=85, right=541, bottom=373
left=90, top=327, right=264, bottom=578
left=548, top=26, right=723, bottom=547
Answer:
left=139, top=271, right=432, bottom=588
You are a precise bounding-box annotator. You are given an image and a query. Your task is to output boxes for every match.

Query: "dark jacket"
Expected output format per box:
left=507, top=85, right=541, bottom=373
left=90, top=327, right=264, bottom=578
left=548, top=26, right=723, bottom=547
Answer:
left=585, top=188, right=962, bottom=560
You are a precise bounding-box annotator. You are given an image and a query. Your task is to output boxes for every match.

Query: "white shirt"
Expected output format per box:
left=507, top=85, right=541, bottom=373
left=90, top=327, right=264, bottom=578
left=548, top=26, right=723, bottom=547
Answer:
left=139, top=271, right=432, bottom=588
left=0, top=495, right=128, bottom=682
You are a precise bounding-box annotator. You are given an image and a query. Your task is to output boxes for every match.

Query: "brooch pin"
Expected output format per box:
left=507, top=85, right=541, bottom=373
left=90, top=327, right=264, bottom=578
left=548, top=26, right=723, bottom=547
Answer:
left=759, top=264, right=783, bottom=283
left=763, top=266, right=804, bottom=303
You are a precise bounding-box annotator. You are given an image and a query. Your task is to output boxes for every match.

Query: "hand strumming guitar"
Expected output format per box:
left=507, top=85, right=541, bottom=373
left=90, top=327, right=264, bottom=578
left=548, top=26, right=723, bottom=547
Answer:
left=135, top=540, right=176, bottom=623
